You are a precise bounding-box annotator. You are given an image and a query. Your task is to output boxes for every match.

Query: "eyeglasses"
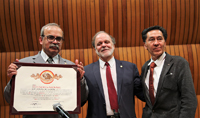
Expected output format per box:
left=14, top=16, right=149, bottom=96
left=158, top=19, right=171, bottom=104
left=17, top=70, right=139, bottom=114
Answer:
left=42, top=35, right=63, bottom=43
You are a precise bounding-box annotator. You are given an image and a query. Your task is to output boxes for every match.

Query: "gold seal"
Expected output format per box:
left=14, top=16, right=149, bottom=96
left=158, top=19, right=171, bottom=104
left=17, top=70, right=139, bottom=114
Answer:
left=31, top=70, right=62, bottom=84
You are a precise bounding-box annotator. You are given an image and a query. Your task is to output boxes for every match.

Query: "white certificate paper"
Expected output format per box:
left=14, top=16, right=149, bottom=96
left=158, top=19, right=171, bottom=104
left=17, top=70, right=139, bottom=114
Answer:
left=13, top=66, right=77, bottom=112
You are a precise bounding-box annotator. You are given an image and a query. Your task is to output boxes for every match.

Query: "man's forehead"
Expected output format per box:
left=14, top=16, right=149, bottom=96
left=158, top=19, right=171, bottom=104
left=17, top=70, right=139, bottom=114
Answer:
left=96, top=33, right=110, bottom=39
left=44, top=26, right=63, bottom=35
left=44, top=26, right=61, bottom=31
left=147, top=30, right=163, bottom=37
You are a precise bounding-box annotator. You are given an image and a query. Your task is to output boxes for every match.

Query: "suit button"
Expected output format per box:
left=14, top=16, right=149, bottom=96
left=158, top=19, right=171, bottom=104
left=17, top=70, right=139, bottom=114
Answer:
left=152, top=110, right=155, bottom=112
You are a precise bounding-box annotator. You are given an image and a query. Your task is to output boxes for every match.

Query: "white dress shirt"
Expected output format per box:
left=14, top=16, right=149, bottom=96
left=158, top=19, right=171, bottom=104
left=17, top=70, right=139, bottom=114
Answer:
left=41, top=50, right=59, bottom=64
left=99, top=57, right=117, bottom=115
left=145, top=52, right=166, bottom=97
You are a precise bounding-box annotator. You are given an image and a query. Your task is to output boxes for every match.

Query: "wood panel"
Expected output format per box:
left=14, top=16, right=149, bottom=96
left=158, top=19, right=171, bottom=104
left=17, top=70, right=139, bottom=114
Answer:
left=86, top=0, right=92, bottom=48
left=0, top=44, right=200, bottom=118
left=104, top=0, right=109, bottom=33
left=131, top=0, right=136, bottom=46
left=135, top=0, right=140, bottom=46
left=0, top=44, right=200, bottom=117
left=196, top=44, right=200, bottom=95
left=195, top=95, right=200, bottom=118
left=1, top=0, right=200, bottom=52
left=0, top=53, right=3, bottom=106
left=192, top=0, right=199, bottom=44
left=126, top=0, right=131, bottom=47
left=77, top=0, right=83, bottom=49
left=81, top=0, right=88, bottom=49
left=183, top=0, right=190, bottom=44
left=0, top=0, right=200, bottom=117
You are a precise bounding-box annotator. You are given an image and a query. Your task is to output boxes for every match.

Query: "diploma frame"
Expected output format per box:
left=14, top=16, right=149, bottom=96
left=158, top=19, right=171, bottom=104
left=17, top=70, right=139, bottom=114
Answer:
left=10, top=62, right=81, bottom=115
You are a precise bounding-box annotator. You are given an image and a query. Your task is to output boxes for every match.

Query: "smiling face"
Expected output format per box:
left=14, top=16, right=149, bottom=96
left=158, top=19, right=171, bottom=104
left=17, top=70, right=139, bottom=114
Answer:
left=39, top=26, right=63, bottom=58
left=144, top=30, right=166, bottom=61
left=94, top=33, right=115, bottom=62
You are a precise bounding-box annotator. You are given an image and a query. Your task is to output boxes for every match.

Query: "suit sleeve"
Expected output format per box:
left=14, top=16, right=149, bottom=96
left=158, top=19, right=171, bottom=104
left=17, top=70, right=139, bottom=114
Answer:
left=80, top=76, right=89, bottom=106
left=178, top=59, right=197, bottom=117
left=4, top=79, right=12, bottom=103
left=133, top=64, right=145, bottom=102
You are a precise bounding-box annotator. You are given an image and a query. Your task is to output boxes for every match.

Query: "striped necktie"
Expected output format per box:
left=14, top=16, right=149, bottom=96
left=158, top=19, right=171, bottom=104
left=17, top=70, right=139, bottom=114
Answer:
left=47, top=57, right=53, bottom=64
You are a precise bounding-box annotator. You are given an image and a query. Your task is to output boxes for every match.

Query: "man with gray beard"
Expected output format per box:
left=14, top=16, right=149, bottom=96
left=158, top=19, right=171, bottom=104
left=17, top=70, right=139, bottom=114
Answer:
left=83, top=31, right=145, bottom=118
left=4, top=23, right=88, bottom=118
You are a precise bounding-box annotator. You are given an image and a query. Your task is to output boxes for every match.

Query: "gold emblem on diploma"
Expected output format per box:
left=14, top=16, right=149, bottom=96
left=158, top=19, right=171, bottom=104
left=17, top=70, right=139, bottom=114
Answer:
left=31, top=70, right=62, bottom=84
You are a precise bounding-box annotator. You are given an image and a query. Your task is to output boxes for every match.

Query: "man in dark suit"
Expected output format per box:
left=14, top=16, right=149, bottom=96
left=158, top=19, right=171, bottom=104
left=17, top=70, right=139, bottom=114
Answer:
left=4, top=23, right=88, bottom=118
left=141, top=25, right=197, bottom=118
left=84, top=31, right=145, bottom=118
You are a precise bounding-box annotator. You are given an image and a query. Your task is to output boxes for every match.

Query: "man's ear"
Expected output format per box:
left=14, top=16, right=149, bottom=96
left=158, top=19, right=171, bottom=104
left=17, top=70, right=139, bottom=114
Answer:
left=39, top=36, right=43, bottom=44
left=164, top=41, right=166, bottom=48
left=144, top=43, right=147, bottom=50
left=93, top=47, right=96, bottom=51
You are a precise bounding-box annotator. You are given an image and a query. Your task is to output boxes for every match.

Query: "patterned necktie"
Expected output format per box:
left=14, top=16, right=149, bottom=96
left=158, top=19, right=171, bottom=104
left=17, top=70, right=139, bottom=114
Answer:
left=47, top=57, right=53, bottom=64
left=149, top=62, right=156, bottom=105
left=105, top=62, right=118, bottom=112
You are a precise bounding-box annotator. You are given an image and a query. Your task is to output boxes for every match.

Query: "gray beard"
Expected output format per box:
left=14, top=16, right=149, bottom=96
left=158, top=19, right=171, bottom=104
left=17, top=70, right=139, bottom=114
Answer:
left=95, top=47, right=114, bottom=58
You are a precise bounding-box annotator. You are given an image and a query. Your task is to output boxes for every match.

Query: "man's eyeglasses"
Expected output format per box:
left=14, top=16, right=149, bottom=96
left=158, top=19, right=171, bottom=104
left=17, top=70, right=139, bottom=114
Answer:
left=42, top=35, right=63, bottom=43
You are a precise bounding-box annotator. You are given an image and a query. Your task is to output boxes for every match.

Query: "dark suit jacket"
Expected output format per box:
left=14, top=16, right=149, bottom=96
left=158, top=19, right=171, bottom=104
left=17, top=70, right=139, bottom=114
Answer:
left=84, top=59, right=144, bottom=118
left=4, top=52, right=88, bottom=118
left=141, top=53, right=197, bottom=118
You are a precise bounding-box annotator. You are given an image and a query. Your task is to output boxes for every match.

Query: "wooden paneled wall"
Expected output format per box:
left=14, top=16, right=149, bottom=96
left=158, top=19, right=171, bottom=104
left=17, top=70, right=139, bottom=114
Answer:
left=0, top=0, right=200, bottom=52
left=1, top=0, right=200, bottom=118
left=0, top=44, right=200, bottom=118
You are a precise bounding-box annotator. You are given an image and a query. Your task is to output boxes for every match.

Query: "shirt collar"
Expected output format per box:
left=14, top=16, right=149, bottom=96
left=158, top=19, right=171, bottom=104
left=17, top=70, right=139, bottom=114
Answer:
left=41, top=49, right=59, bottom=63
left=99, top=57, right=115, bottom=68
left=148, top=52, right=166, bottom=67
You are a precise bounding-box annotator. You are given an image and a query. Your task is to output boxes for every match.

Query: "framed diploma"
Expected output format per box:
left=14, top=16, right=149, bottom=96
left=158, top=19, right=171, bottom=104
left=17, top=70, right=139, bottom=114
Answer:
left=10, top=62, right=81, bottom=115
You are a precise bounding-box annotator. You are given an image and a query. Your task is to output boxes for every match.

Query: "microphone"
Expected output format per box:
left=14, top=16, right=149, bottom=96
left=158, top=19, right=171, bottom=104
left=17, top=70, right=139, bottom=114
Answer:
left=53, top=103, right=71, bottom=118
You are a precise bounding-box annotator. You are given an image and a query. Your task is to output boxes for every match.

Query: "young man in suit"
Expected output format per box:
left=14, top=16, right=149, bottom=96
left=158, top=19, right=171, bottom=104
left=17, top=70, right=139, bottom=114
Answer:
left=4, top=23, right=88, bottom=118
left=84, top=31, right=145, bottom=118
left=141, top=25, right=197, bottom=118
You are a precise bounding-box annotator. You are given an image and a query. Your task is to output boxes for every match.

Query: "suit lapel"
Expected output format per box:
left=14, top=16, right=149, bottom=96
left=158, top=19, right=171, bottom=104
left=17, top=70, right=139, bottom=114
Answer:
left=93, top=61, right=105, bottom=98
left=141, top=62, right=149, bottom=85
left=142, top=53, right=174, bottom=106
left=32, top=52, right=46, bottom=63
left=33, top=52, right=68, bottom=64
left=59, top=55, right=68, bottom=64
left=115, top=60, right=123, bottom=101
left=92, top=60, right=124, bottom=102
left=155, top=53, right=173, bottom=103
left=141, top=60, right=152, bottom=106
left=93, top=60, right=124, bottom=101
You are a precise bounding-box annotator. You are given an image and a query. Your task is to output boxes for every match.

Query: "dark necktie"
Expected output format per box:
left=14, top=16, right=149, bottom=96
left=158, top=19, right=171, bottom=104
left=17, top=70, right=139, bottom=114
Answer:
left=105, top=62, right=118, bottom=112
left=47, top=57, right=53, bottom=64
left=149, top=62, right=156, bottom=105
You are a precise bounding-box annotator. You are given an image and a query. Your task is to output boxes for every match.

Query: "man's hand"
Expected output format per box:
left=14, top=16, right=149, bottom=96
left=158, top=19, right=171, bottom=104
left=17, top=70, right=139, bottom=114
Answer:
left=7, top=59, right=19, bottom=79
left=75, top=59, right=85, bottom=79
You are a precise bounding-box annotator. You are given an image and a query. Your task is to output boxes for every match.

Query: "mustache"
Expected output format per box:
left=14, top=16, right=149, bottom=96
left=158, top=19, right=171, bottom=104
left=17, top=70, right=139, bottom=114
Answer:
left=100, top=47, right=109, bottom=51
left=49, top=44, right=59, bottom=49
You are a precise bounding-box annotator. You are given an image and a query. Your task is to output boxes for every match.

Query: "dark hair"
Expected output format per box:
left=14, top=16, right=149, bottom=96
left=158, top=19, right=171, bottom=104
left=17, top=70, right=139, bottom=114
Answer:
left=141, top=25, right=167, bottom=42
left=92, top=31, right=116, bottom=48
